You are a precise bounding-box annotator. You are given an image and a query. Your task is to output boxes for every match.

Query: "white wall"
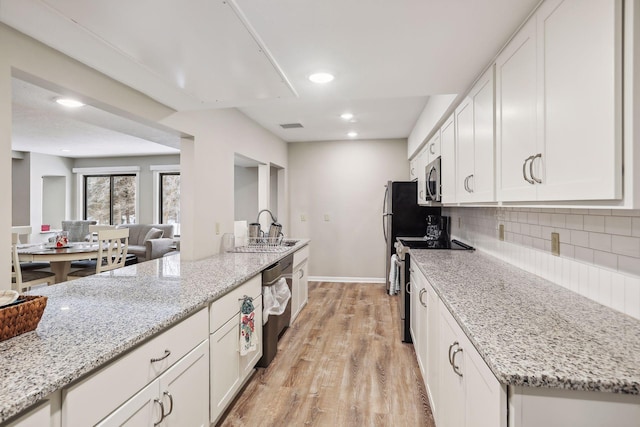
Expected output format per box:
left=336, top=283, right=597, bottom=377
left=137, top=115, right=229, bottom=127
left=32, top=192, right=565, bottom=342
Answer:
left=288, top=138, right=408, bottom=281
left=161, top=108, right=288, bottom=261
left=11, top=153, right=30, bottom=226
left=28, top=152, right=73, bottom=236
left=234, top=165, right=259, bottom=223
left=446, top=206, right=640, bottom=320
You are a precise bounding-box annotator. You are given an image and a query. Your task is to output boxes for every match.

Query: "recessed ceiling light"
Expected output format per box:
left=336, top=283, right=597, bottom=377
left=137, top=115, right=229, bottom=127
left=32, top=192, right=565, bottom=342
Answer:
left=60, top=149, right=71, bottom=153
left=347, top=131, right=358, bottom=138
left=308, top=72, right=334, bottom=84
left=340, top=113, right=354, bottom=120
left=55, top=98, right=85, bottom=108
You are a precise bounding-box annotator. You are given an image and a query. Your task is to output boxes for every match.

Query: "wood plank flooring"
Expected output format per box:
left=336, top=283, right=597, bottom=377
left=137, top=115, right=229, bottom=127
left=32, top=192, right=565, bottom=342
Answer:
left=219, top=282, right=435, bottom=427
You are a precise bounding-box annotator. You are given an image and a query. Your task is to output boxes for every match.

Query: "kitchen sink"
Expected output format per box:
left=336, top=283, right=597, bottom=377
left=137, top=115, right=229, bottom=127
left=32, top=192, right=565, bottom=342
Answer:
left=232, top=239, right=298, bottom=253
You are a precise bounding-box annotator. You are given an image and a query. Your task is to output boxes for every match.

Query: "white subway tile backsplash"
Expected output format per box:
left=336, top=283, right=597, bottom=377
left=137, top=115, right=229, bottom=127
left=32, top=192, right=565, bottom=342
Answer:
left=570, top=230, right=589, bottom=247
left=605, top=216, right=632, bottom=235
left=593, top=250, right=617, bottom=271
left=574, top=247, right=594, bottom=264
left=551, top=214, right=566, bottom=228
left=632, top=218, right=640, bottom=237
left=565, top=214, right=584, bottom=230
left=584, top=215, right=605, bottom=233
left=448, top=206, right=640, bottom=320
left=611, top=235, right=640, bottom=257
left=588, top=232, right=612, bottom=252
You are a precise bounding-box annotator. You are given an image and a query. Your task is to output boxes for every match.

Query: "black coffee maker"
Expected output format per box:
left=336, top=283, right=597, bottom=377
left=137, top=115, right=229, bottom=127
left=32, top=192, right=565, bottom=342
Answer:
left=426, top=215, right=451, bottom=243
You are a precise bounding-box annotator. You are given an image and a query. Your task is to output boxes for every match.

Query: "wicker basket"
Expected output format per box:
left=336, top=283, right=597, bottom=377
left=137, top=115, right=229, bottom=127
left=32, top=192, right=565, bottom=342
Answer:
left=0, top=295, right=48, bottom=342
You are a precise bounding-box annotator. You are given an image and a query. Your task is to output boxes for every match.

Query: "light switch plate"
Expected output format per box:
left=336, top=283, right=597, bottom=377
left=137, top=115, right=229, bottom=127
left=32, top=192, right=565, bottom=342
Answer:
left=551, top=232, right=560, bottom=256
left=499, top=224, right=505, bottom=241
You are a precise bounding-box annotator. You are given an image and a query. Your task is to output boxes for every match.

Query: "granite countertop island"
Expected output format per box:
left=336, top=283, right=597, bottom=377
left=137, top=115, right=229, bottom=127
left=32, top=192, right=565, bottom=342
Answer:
left=0, top=240, right=309, bottom=423
left=410, top=249, right=640, bottom=395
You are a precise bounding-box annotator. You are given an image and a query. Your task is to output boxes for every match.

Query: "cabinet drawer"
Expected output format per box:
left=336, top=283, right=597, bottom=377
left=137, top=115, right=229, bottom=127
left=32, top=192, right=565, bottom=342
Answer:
left=293, top=245, right=309, bottom=268
left=210, top=275, right=261, bottom=332
left=62, top=308, right=208, bottom=427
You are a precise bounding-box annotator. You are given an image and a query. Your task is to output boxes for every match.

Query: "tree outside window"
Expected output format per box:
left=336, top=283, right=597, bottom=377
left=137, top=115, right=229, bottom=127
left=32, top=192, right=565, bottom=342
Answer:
left=85, top=174, right=136, bottom=225
left=160, top=172, right=180, bottom=235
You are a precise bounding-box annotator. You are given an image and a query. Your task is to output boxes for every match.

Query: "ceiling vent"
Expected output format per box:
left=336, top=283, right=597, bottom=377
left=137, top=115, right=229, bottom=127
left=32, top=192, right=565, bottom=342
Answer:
left=279, top=123, right=303, bottom=129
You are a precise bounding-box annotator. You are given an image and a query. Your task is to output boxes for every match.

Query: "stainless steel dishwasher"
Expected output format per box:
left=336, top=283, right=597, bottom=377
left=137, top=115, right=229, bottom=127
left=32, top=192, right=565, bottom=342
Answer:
left=257, top=254, right=294, bottom=368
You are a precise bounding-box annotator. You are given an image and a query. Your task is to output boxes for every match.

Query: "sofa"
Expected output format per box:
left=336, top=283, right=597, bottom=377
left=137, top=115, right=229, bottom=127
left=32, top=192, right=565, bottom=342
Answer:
left=116, top=224, right=176, bottom=262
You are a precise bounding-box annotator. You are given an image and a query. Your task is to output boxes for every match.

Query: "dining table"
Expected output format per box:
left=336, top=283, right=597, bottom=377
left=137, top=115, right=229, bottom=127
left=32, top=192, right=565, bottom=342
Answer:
left=17, top=242, right=101, bottom=283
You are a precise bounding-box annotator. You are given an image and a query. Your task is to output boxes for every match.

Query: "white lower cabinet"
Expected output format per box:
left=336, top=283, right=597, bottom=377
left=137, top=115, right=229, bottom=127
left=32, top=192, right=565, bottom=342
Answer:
left=291, top=246, right=310, bottom=323
left=425, top=282, right=440, bottom=421
left=62, top=309, right=209, bottom=427
left=97, top=341, right=209, bottom=427
left=4, top=401, right=51, bottom=427
left=209, top=274, right=262, bottom=425
left=437, top=299, right=507, bottom=427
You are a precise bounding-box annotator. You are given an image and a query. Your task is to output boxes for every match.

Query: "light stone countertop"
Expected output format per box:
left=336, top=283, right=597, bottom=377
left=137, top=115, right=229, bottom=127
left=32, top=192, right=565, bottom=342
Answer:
left=0, top=240, right=309, bottom=423
left=410, top=249, right=640, bottom=395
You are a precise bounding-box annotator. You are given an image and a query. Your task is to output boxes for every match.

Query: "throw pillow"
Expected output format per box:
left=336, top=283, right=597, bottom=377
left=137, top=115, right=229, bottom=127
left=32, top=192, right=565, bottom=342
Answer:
left=143, top=227, right=164, bottom=243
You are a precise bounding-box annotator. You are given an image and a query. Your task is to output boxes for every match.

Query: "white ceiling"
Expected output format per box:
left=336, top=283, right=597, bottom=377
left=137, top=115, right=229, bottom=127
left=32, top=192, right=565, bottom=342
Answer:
left=0, top=0, right=540, bottom=147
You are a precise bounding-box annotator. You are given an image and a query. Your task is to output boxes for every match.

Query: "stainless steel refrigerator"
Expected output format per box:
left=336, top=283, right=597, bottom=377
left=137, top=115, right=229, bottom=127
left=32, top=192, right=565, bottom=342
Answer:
left=383, top=181, right=440, bottom=290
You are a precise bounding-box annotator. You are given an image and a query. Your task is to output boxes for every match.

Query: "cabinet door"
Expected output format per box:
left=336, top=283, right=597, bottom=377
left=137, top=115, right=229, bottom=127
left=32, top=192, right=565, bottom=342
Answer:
left=438, top=302, right=465, bottom=427
left=240, top=298, right=263, bottom=378
left=470, top=66, right=495, bottom=202
left=416, top=148, right=428, bottom=203
left=409, top=272, right=419, bottom=345
left=210, top=315, right=241, bottom=424
left=160, top=341, right=209, bottom=427
left=535, top=0, right=622, bottom=201
left=440, top=114, right=457, bottom=204
left=496, top=17, right=538, bottom=202
left=96, top=382, right=159, bottom=427
left=5, top=401, right=51, bottom=427
left=425, top=283, right=440, bottom=421
left=299, top=261, right=308, bottom=309
left=455, top=96, right=475, bottom=203
left=409, top=157, right=418, bottom=181
left=291, top=271, right=301, bottom=322
left=427, top=130, right=441, bottom=164
left=418, top=283, right=428, bottom=381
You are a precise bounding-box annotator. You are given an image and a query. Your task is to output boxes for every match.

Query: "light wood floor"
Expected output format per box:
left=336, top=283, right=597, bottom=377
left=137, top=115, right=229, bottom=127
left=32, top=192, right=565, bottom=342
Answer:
left=219, top=281, right=435, bottom=427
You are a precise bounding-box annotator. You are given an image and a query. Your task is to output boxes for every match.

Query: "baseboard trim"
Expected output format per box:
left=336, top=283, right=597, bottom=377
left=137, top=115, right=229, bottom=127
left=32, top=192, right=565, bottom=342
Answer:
left=309, top=276, right=385, bottom=284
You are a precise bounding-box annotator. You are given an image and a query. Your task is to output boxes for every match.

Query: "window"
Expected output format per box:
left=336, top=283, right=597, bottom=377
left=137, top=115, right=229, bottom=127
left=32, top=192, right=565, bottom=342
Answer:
left=84, top=174, right=136, bottom=225
left=159, top=172, right=180, bottom=234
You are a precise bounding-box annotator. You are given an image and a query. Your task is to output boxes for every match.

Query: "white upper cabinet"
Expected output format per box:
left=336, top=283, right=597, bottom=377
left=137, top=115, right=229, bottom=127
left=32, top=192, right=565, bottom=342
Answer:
left=455, top=66, right=496, bottom=203
left=497, top=0, right=622, bottom=202
left=441, top=114, right=456, bottom=204
left=417, top=130, right=441, bottom=205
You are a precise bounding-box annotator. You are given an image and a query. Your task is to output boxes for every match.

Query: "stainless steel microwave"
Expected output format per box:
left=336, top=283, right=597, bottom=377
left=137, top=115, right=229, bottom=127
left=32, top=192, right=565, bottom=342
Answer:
left=425, top=156, right=441, bottom=203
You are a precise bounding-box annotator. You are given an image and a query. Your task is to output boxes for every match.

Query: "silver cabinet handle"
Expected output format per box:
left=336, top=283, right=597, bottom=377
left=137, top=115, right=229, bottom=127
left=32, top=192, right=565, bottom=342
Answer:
left=419, top=190, right=424, bottom=199
left=411, top=167, right=415, bottom=176
left=448, top=341, right=459, bottom=366
left=163, top=391, right=174, bottom=417
left=151, top=349, right=171, bottom=363
left=452, top=347, right=464, bottom=377
left=299, top=269, right=304, bottom=279
left=406, top=281, right=412, bottom=294
left=153, top=399, right=165, bottom=426
left=429, top=143, right=435, bottom=155
left=530, top=153, right=542, bottom=184
left=418, top=288, right=427, bottom=307
left=463, top=176, right=469, bottom=192
left=467, top=175, right=474, bottom=193
left=523, top=156, right=535, bottom=184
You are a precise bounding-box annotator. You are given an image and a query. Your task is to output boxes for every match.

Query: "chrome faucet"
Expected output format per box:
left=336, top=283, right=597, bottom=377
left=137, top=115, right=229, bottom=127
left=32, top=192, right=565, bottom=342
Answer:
left=256, top=209, right=278, bottom=224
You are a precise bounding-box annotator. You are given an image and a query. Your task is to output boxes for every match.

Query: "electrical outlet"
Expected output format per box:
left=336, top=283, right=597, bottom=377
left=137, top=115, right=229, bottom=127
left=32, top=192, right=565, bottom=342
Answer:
left=300, top=214, right=306, bottom=222
left=324, top=214, right=330, bottom=222
left=551, top=232, right=560, bottom=256
left=499, top=224, right=505, bottom=241
left=215, top=222, right=220, bottom=235
left=458, top=217, right=462, bottom=228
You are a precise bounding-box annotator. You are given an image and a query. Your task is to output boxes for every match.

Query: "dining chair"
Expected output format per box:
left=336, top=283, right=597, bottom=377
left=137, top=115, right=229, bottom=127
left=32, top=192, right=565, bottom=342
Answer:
left=11, top=233, right=56, bottom=292
left=88, top=224, right=117, bottom=242
left=67, top=228, right=130, bottom=279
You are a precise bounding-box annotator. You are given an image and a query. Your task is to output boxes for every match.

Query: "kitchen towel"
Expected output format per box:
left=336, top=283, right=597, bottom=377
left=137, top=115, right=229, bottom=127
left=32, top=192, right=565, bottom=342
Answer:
left=239, top=296, right=257, bottom=356
left=389, top=254, right=399, bottom=295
